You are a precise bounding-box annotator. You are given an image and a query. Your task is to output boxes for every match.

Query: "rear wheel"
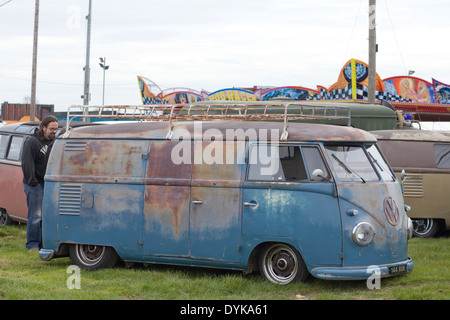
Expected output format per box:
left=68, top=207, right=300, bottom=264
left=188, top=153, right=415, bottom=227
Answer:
left=412, top=218, right=440, bottom=238
left=259, top=243, right=308, bottom=285
left=69, top=244, right=119, bottom=270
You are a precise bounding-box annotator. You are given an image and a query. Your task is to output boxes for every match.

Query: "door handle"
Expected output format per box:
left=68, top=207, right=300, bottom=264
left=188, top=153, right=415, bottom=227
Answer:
left=244, top=200, right=258, bottom=208
left=192, top=200, right=203, bottom=204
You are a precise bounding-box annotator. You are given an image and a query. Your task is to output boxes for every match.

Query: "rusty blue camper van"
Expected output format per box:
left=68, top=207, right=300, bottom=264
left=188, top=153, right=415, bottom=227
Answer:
left=39, top=103, right=414, bottom=284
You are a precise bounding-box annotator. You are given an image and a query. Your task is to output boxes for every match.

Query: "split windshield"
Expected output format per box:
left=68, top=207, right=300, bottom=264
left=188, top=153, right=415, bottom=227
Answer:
left=324, top=144, right=395, bottom=182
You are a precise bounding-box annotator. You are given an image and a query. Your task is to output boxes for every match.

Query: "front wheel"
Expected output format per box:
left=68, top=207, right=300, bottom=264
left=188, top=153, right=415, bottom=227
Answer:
left=69, top=244, right=119, bottom=270
left=0, top=209, right=13, bottom=226
left=0, top=208, right=13, bottom=226
left=259, top=243, right=308, bottom=285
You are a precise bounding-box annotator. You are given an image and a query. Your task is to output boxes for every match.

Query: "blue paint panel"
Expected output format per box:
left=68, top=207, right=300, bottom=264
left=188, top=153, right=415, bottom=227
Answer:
left=242, top=182, right=342, bottom=266
left=58, top=183, right=144, bottom=260
left=337, top=181, right=410, bottom=266
left=41, top=182, right=60, bottom=251
left=189, top=186, right=241, bottom=262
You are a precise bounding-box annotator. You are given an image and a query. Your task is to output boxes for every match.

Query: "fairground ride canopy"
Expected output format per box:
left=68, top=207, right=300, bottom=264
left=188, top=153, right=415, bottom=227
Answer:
left=138, top=59, right=450, bottom=121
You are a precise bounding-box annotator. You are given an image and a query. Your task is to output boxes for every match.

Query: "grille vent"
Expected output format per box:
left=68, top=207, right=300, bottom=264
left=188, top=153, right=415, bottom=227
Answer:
left=403, top=173, right=423, bottom=198
left=64, top=141, right=87, bottom=152
left=59, top=184, right=82, bottom=215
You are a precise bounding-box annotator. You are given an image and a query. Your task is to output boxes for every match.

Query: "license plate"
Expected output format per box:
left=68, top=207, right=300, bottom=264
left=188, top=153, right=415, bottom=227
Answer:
left=388, top=264, right=407, bottom=275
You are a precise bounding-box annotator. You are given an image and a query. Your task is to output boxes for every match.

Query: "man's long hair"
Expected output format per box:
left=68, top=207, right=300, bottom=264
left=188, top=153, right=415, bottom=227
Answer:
left=36, top=115, right=58, bottom=141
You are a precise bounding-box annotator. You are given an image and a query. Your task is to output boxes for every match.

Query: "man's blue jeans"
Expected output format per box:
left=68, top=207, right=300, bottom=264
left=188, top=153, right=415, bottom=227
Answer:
left=23, top=183, right=43, bottom=250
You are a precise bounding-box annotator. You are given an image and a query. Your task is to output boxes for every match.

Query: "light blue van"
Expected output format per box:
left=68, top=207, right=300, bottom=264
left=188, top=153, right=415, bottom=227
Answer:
left=39, top=105, right=414, bottom=284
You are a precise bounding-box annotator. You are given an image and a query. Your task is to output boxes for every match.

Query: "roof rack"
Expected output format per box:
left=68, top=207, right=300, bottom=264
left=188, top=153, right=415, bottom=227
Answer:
left=65, top=102, right=351, bottom=140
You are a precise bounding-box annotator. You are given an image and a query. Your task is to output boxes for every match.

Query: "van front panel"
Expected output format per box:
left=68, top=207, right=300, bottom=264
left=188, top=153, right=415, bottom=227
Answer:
left=323, top=143, right=410, bottom=266
left=337, top=182, right=409, bottom=266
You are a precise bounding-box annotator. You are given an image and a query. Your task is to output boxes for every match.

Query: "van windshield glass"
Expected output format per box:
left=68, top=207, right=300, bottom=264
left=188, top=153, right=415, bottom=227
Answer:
left=366, top=144, right=396, bottom=181
left=324, top=145, right=379, bottom=182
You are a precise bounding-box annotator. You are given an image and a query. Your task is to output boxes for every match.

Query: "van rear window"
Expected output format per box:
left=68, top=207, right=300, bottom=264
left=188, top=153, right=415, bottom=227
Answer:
left=7, top=136, right=24, bottom=161
left=434, top=144, right=450, bottom=169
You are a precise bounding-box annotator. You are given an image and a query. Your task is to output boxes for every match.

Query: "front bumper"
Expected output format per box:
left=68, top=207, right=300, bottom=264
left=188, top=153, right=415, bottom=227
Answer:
left=310, top=258, right=414, bottom=280
left=39, top=249, right=55, bottom=261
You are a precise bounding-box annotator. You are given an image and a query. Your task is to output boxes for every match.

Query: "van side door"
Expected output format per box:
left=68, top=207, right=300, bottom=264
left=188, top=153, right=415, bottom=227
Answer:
left=189, top=140, right=245, bottom=262
left=242, top=143, right=342, bottom=266
left=143, top=140, right=192, bottom=258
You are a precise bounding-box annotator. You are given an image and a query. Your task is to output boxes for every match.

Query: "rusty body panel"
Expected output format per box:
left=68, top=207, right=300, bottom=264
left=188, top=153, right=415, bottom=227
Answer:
left=0, top=121, right=102, bottom=225
left=40, top=120, right=413, bottom=281
left=372, top=130, right=450, bottom=230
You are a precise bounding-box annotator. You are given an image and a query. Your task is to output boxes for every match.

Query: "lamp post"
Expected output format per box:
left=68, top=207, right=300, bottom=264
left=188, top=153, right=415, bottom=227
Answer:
left=82, top=0, right=92, bottom=106
left=368, top=0, right=377, bottom=104
left=30, top=0, right=40, bottom=121
left=99, top=57, right=109, bottom=106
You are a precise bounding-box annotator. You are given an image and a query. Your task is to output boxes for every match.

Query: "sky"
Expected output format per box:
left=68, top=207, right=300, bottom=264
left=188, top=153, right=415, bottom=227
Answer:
left=0, top=0, right=449, bottom=112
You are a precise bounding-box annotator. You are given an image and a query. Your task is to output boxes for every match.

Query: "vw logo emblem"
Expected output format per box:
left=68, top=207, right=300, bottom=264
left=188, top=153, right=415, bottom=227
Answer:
left=384, top=196, right=399, bottom=226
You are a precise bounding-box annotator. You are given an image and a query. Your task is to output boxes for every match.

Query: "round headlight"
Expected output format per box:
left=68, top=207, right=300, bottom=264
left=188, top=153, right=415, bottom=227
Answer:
left=352, top=222, right=375, bottom=246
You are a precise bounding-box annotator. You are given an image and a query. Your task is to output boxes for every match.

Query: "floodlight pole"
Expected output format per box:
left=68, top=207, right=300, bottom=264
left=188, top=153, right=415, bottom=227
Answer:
left=99, top=57, right=109, bottom=106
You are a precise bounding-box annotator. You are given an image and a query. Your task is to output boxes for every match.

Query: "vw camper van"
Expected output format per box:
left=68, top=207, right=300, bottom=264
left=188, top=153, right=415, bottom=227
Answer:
left=39, top=104, right=414, bottom=284
left=372, top=130, right=450, bottom=238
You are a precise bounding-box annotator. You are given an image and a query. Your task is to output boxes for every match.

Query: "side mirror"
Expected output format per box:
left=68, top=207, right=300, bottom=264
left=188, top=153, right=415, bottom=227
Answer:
left=311, top=169, right=325, bottom=181
left=401, top=169, right=407, bottom=183
left=400, top=169, right=407, bottom=193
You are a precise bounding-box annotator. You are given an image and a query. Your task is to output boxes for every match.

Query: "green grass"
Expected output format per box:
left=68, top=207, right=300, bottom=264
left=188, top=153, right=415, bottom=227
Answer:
left=0, top=224, right=448, bottom=300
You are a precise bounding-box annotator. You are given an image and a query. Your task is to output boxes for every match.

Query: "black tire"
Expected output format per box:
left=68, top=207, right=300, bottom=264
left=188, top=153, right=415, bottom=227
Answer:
left=69, top=244, right=119, bottom=270
left=412, top=218, right=440, bottom=238
left=0, top=209, right=13, bottom=226
left=259, top=243, right=308, bottom=285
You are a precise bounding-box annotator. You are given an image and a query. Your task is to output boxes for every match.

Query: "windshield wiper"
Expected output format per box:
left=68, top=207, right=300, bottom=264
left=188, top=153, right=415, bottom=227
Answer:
left=331, top=153, right=366, bottom=183
left=368, top=152, right=395, bottom=181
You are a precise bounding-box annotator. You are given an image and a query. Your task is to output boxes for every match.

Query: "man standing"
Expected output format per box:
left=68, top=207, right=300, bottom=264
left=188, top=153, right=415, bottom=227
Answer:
left=21, top=115, right=58, bottom=252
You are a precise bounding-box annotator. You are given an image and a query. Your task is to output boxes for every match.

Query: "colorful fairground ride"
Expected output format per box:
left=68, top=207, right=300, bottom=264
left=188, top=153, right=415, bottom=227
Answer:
left=137, top=58, right=450, bottom=130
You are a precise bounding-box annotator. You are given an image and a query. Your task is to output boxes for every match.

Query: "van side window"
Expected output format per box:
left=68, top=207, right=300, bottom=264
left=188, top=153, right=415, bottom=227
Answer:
left=247, top=145, right=308, bottom=181
left=0, top=134, right=8, bottom=158
left=301, top=146, right=330, bottom=181
left=7, top=136, right=24, bottom=161
left=434, top=144, right=450, bottom=168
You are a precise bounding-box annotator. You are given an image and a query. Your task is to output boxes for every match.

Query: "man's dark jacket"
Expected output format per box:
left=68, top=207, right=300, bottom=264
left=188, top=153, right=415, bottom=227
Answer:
left=21, top=129, right=54, bottom=187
